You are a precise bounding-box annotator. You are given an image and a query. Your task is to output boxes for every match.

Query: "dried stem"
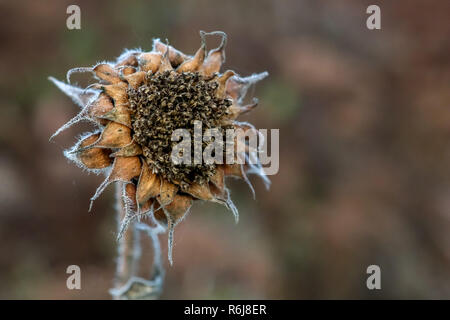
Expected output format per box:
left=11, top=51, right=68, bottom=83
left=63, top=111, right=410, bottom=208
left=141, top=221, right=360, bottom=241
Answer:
left=110, top=182, right=164, bottom=300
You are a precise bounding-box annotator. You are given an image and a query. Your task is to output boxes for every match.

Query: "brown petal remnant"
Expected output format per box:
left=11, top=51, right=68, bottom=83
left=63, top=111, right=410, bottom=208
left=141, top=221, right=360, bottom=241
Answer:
left=209, top=182, right=226, bottom=201
left=210, top=166, right=225, bottom=192
left=136, top=162, right=161, bottom=205
left=102, top=82, right=129, bottom=105
left=78, top=133, right=113, bottom=169
left=227, top=98, right=259, bottom=120
left=88, top=93, right=115, bottom=121
left=225, top=72, right=268, bottom=103
left=88, top=156, right=141, bottom=212
left=176, top=32, right=206, bottom=73
left=110, top=156, right=142, bottom=182
left=153, top=205, right=167, bottom=225
left=158, top=179, right=178, bottom=206
left=184, top=182, right=214, bottom=201
left=110, top=142, right=143, bottom=158
left=199, top=31, right=227, bottom=77
left=215, top=70, right=235, bottom=98
left=158, top=45, right=174, bottom=73
left=93, top=63, right=121, bottom=84
left=140, top=197, right=154, bottom=215
left=98, top=105, right=131, bottom=128
left=115, top=52, right=139, bottom=68
left=139, top=52, right=162, bottom=73
left=124, top=71, right=146, bottom=89
left=153, top=39, right=189, bottom=67
left=209, top=166, right=226, bottom=201
left=164, top=194, right=193, bottom=222
left=92, top=121, right=132, bottom=149
left=223, top=163, right=245, bottom=178
left=120, top=66, right=137, bottom=77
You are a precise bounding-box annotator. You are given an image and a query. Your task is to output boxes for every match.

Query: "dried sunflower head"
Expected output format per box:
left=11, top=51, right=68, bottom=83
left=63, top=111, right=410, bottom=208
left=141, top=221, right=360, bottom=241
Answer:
left=50, top=31, right=269, bottom=263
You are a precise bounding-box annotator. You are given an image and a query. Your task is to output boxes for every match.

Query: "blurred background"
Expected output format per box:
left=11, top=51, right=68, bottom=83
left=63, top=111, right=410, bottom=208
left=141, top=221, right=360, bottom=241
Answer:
left=1, top=0, right=450, bottom=299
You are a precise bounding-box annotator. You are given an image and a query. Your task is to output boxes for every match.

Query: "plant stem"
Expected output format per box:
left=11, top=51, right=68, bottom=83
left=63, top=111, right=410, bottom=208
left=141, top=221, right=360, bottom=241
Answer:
left=110, top=182, right=164, bottom=300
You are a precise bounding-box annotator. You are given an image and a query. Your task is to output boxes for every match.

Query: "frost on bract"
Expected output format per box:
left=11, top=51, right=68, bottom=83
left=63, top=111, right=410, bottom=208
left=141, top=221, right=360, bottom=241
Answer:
left=50, top=31, right=269, bottom=299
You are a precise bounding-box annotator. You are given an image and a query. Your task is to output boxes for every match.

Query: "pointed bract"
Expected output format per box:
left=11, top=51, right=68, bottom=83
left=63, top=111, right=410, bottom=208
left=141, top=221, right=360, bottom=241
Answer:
left=225, top=72, right=268, bottom=103
left=158, top=179, right=178, bottom=206
left=78, top=133, right=113, bottom=169
left=136, top=162, right=161, bottom=205
left=98, top=105, right=131, bottom=128
left=111, top=142, right=143, bottom=158
left=184, top=182, right=214, bottom=201
left=153, top=39, right=189, bottom=67
left=125, top=71, right=146, bottom=89
left=199, top=31, right=227, bottom=77
left=176, top=34, right=206, bottom=73
left=139, top=52, right=162, bottom=73
left=49, top=77, right=100, bottom=109
left=93, top=63, right=121, bottom=84
left=216, top=70, right=235, bottom=98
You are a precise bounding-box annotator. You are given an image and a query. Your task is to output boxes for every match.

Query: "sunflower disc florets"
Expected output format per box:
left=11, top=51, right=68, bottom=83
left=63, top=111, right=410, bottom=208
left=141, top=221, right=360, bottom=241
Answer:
left=128, top=70, right=232, bottom=189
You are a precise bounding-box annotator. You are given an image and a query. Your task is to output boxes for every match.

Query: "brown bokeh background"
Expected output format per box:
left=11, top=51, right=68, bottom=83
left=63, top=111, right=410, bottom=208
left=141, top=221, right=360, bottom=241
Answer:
left=1, top=0, right=450, bottom=299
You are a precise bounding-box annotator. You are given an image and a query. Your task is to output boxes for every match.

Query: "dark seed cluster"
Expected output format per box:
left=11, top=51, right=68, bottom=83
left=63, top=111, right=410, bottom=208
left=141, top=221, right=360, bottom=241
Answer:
left=128, top=71, right=232, bottom=189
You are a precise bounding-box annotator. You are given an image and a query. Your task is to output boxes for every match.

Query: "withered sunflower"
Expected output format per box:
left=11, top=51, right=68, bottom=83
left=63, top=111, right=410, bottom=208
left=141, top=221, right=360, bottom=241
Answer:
left=50, top=31, right=269, bottom=268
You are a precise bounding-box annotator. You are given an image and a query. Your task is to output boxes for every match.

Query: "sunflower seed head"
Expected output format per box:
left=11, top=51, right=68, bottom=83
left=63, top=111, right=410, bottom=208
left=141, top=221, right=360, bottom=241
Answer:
left=128, top=71, right=232, bottom=188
